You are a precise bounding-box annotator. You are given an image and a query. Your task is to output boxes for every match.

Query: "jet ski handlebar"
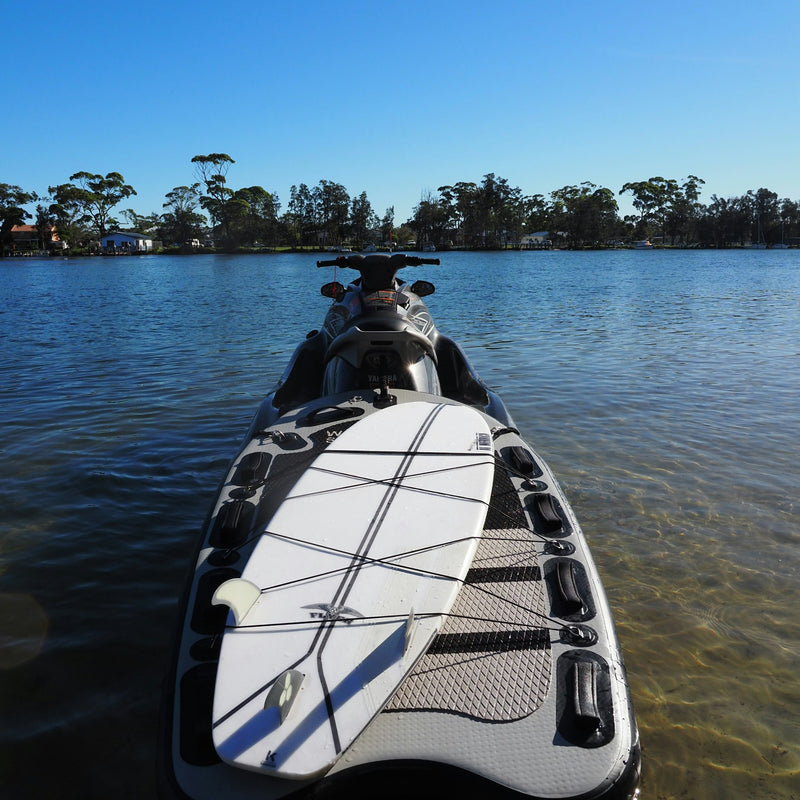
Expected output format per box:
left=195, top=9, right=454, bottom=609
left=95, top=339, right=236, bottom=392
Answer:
left=316, top=253, right=440, bottom=269
left=317, top=253, right=440, bottom=291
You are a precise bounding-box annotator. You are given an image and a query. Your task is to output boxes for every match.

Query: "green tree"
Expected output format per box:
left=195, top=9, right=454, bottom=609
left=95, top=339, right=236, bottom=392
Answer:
left=314, top=180, right=350, bottom=247
left=191, top=153, right=236, bottom=243
left=159, top=184, right=207, bottom=244
left=0, top=183, right=36, bottom=255
left=437, top=181, right=479, bottom=246
left=494, top=178, right=526, bottom=247
left=350, top=191, right=378, bottom=247
left=435, top=184, right=462, bottom=243
left=380, top=207, right=395, bottom=246
left=283, top=183, right=321, bottom=247
left=228, top=186, right=281, bottom=247
left=703, top=193, right=754, bottom=246
left=664, top=175, right=705, bottom=245
left=120, top=209, right=161, bottom=235
left=522, top=193, right=549, bottom=236
left=34, top=203, right=56, bottom=249
left=778, top=198, right=798, bottom=242
left=651, top=177, right=680, bottom=241
left=395, top=223, right=415, bottom=247
left=620, top=177, right=670, bottom=238
left=440, top=175, right=525, bottom=248
left=48, top=194, right=90, bottom=251
left=549, top=182, right=619, bottom=247
left=749, top=187, right=780, bottom=244
left=409, top=191, right=449, bottom=247
left=473, top=173, right=501, bottom=247
left=48, top=171, right=136, bottom=238
left=623, top=175, right=711, bottom=243
left=284, top=184, right=308, bottom=247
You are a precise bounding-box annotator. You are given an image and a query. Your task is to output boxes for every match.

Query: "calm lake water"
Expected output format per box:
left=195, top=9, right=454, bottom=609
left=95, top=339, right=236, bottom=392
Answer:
left=1, top=250, right=798, bottom=799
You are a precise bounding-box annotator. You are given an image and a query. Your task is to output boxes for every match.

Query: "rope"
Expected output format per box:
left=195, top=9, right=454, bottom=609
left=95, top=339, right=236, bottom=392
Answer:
left=216, top=524, right=555, bottom=631
left=226, top=610, right=563, bottom=636
left=212, top=449, right=564, bottom=632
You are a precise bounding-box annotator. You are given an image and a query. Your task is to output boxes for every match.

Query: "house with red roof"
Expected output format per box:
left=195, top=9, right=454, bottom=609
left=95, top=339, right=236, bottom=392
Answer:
left=10, top=224, right=66, bottom=253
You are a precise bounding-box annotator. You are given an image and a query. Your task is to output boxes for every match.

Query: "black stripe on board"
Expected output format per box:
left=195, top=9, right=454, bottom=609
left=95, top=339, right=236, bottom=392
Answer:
left=319, top=402, right=447, bottom=752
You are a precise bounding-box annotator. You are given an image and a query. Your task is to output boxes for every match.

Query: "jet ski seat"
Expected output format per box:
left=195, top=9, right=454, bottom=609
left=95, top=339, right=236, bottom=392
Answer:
left=434, top=334, right=490, bottom=408
left=272, top=332, right=326, bottom=413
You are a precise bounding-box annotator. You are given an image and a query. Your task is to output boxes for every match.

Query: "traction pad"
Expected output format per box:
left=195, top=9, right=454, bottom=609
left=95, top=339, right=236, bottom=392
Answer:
left=386, top=462, right=551, bottom=720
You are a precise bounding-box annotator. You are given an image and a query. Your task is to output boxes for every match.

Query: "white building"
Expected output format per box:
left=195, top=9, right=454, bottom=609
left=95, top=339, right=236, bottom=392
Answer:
left=103, top=231, right=154, bottom=254
left=520, top=231, right=551, bottom=249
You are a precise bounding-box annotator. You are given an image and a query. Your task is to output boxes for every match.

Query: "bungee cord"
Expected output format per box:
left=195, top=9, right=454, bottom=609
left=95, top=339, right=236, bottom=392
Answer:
left=287, top=457, right=496, bottom=506
left=224, top=451, right=559, bottom=549
left=227, top=609, right=564, bottom=638
left=231, top=449, right=495, bottom=501
left=217, top=525, right=556, bottom=634
left=210, top=441, right=571, bottom=637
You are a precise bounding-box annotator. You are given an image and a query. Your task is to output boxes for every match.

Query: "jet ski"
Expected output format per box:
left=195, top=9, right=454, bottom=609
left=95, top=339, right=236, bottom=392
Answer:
left=158, top=252, right=640, bottom=800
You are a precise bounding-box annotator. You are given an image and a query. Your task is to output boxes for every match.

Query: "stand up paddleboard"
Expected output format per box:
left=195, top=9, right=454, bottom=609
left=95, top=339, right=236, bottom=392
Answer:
left=210, top=401, right=495, bottom=779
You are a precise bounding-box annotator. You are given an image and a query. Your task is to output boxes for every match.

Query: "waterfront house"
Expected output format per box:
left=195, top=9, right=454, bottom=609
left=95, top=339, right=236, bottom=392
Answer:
left=520, top=231, right=551, bottom=249
left=9, top=224, right=66, bottom=252
left=103, top=231, right=154, bottom=254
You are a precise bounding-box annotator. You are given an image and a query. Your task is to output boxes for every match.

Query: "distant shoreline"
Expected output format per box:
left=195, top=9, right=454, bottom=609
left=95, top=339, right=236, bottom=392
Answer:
left=4, top=242, right=798, bottom=259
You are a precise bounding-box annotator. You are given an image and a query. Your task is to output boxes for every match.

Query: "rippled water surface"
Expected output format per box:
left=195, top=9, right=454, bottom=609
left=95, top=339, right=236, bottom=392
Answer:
left=1, top=251, right=798, bottom=798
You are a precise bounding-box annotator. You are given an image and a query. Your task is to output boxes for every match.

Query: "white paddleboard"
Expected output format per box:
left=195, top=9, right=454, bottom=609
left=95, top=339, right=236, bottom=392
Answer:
left=210, top=401, right=495, bottom=779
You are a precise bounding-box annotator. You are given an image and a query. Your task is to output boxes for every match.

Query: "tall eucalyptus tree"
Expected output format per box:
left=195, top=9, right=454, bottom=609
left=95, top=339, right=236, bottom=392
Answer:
left=191, top=153, right=236, bottom=242
left=160, top=184, right=207, bottom=244
left=549, top=182, right=619, bottom=247
left=229, top=186, right=281, bottom=246
left=49, top=171, right=136, bottom=238
left=285, top=183, right=318, bottom=247
left=350, top=191, right=378, bottom=247
left=314, top=180, right=350, bottom=246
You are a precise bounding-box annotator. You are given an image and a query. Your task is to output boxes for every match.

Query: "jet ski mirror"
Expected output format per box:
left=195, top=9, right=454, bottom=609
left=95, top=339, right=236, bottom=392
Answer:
left=410, top=280, right=435, bottom=297
left=321, top=281, right=345, bottom=301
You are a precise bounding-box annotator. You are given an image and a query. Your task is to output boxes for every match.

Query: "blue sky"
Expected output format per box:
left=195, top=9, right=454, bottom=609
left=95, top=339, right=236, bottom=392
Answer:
left=4, top=0, right=799, bottom=223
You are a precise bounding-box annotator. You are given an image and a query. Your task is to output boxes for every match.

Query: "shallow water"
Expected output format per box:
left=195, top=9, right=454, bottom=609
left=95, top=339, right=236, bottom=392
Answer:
left=1, top=250, right=798, bottom=798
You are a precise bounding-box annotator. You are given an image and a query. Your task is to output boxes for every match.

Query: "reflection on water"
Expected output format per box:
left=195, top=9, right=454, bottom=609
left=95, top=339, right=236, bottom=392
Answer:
left=1, top=251, right=799, bottom=798
left=0, top=594, right=49, bottom=669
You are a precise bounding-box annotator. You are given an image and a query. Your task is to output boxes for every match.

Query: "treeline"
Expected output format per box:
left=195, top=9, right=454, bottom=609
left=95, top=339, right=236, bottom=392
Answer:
left=2, top=156, right=799, bottom=255
left=414, top=174, right=800, bottom=249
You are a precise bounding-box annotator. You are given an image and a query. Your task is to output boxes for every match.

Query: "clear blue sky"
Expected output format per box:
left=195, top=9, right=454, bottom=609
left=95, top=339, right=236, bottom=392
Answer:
left=4, top=0, right=799, bottom=224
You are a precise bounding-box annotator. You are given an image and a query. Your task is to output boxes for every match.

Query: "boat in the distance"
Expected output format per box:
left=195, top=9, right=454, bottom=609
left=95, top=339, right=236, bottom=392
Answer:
left=158, top=253, right=640, bottom=800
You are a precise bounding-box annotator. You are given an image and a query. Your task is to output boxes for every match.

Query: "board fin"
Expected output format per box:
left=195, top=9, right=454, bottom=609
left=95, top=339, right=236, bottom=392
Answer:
left=211, top=578, right=261, bottom=626
left=403, top=608, right=416, bottom=655
left=264, top=669, right=305, bottom=723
